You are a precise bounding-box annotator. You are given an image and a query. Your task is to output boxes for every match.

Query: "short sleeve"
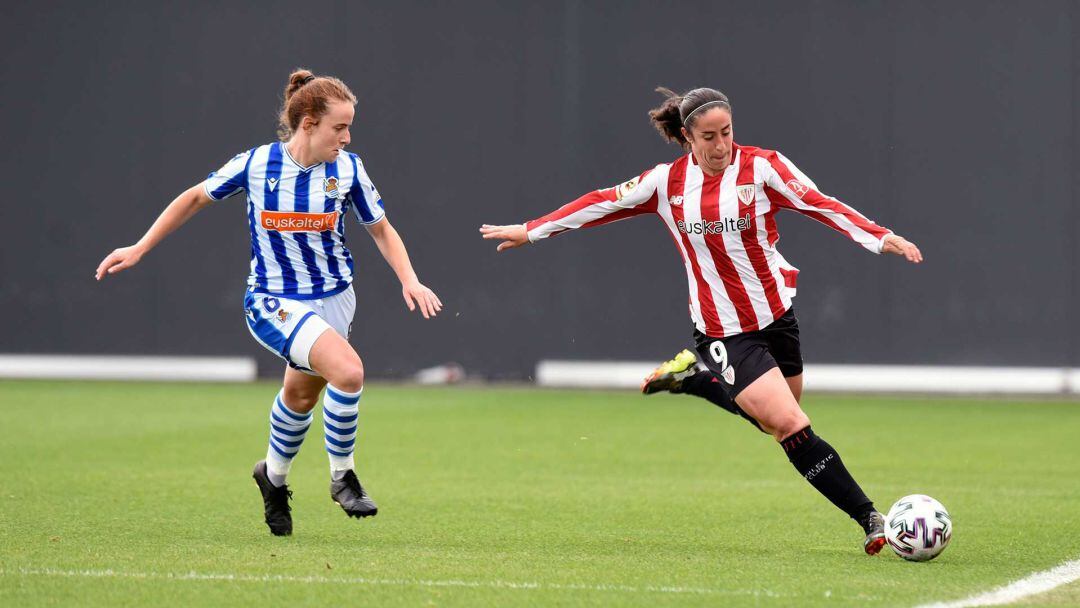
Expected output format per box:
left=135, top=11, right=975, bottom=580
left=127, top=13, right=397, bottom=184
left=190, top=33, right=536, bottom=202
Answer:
left=204, top=149, right=253, bottom=201
left=347, top=154, right=385, bottom=225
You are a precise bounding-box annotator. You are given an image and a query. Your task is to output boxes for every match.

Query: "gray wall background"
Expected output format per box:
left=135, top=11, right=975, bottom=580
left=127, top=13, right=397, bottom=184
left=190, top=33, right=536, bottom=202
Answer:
left=3, top=1, right=1077, bottom=378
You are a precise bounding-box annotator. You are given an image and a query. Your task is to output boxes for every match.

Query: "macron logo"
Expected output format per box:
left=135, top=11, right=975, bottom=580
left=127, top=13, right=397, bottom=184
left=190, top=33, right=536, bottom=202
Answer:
left=267, top=177, right=278, bottom=192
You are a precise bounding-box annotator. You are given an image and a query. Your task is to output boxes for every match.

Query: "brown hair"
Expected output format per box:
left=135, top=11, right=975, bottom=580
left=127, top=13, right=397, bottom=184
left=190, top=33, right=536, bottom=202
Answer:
left=648, top=86, right=731, bottom=147
left=277, top=69, right=358, bottom=141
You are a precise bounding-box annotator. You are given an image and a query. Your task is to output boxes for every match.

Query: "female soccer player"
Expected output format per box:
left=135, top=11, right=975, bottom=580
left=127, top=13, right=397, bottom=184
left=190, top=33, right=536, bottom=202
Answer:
left=480, top=87, right=922, bottom=555
left=96, top=70, right=442, bottom=536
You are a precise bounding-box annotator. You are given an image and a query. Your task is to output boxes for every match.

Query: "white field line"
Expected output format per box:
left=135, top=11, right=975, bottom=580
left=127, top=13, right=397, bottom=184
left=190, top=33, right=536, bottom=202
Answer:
left=914, top=558, right=1080, bottom=608
left=1, top=566, right=794, bottom=599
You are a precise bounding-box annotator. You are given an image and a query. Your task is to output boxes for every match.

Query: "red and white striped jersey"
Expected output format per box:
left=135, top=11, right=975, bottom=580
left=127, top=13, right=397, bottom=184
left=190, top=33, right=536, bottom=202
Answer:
left=525, top=143, right=893, bottom=338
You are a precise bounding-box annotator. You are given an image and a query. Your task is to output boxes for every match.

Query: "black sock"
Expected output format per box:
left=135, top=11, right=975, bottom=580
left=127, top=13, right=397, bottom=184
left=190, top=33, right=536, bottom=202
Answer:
left=681, top=371, right=765, bottom=432
left=681, top=371, right=738, bottom=413
left=782, top=426, right=875, bottom=524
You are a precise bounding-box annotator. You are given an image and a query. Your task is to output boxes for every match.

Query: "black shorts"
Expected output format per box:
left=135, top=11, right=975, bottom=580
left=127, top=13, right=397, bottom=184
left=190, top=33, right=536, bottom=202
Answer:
left=693, top=307, right=804, bottom=398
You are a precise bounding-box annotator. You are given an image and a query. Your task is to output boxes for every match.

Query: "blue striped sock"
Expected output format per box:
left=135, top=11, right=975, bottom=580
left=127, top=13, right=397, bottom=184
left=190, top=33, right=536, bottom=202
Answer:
left=323, top=384, right=361, bottom=476
left=265, top=390, right=313, bottom=487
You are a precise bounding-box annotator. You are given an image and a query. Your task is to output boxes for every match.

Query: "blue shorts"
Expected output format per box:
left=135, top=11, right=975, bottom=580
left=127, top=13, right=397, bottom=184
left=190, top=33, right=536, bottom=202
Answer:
left=244, top=288, right=355, bottom=375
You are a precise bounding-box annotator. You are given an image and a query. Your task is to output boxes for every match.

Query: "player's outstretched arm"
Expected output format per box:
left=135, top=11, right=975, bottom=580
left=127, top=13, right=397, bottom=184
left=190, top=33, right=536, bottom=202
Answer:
left=881, top=234, right=923, bottom=264
left=365, top=218, right=443, bottom=319
left=95, top=183, right=214, bottom=281
left=479, top=224, right=529, bottom=252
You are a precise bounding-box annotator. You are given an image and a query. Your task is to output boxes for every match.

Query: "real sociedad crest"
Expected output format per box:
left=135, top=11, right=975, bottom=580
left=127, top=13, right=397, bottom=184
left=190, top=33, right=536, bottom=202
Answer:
left=323, top=176, right=340, bottom=198
left=737, top=184, right=755, bottom=206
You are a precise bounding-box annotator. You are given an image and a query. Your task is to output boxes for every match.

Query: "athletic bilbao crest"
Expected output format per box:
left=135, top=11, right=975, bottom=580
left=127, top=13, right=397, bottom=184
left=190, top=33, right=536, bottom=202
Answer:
left=323, top=176, right=340, bottom=198
left=785, top=179, right=809, bottom=199
left=615, top=176, right=640, bottom=201
left=737, top=184, right=755, bottom=206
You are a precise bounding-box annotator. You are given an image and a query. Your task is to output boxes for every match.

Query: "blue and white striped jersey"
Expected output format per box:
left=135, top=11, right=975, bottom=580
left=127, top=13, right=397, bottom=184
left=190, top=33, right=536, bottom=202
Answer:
left=204, top=142, right=385, bottom=300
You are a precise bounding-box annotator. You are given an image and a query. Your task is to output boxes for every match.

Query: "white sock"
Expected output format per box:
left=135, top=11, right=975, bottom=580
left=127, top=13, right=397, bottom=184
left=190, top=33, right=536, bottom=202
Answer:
left=265, top=390, right=312, bottom=487
left=323, top=384, right=361, bottom=476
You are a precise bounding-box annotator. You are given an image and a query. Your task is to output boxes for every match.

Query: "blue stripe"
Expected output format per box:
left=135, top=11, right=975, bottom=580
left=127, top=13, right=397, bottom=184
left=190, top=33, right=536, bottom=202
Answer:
left=290, top=169, right=326, bottom=293
left=245, top=295, right=289, bottom=356
left=270, top=434, right=305, bottom=449
left=269, top=440, right=297, bottom=458
left=323, top=420, right=355, bottom=436
left=350, top=155, right=377, bottom=223
left=249, top=281, right=350, bottom=301
left=326, top=386, right=361, bottom=406
left=282, top=311, right=317, bottom=361
left=324, top=434, right=355, bottom=449
left=275, top=397, right=310, bottom=421
left=264, top=144, right=299, bottom=295
left=270, top=414, right=309, bottom=436
left=247, top=200, right=268, bottom=291
left=321, top=161, right=344, bottom=285
left=326, top=447, right=352, bottom=457
left=323, top=408, right=358, bottom=424
left=241, top=150, right=268, bottom=291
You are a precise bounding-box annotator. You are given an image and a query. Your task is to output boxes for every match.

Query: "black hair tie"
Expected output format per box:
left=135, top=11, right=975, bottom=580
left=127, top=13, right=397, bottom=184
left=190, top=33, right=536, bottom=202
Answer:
left=300, top=75, right=316, bottom=85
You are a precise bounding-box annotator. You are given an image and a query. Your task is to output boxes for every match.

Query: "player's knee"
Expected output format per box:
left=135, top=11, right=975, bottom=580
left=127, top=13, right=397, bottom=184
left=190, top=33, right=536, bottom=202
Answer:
left=281, top=386, right=320, bottom=414
left=333, top=363, right=365, bottom=393
left=773, top=410, right=811, bottom=441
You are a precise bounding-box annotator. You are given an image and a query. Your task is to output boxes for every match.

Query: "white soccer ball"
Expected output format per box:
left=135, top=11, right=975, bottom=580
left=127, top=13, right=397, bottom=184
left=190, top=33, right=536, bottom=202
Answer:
left=884, top=494, right=952, bottom=561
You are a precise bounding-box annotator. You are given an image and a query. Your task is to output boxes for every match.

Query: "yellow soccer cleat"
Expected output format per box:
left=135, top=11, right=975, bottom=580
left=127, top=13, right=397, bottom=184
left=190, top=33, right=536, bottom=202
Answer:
left=641, top=349, right=700, bottom=395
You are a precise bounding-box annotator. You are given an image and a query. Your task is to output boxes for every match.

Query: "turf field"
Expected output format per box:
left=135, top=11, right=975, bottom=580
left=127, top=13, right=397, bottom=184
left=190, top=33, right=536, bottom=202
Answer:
left=1, top=381, right=1078, bottom=607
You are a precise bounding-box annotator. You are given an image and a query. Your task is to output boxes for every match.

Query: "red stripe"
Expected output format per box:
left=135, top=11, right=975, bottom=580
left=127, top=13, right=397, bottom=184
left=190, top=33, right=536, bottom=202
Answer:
left=525, top=189, right=614, bottom=232
left=780, top=268, right=798, bottom=288
left=668, top=157, right=724, bottom=337
left=580, top=192, right=657, bottom=229
left=698, top=171, right=758, bottom=332
left=764, top=183, right=847, bottom=234
left=764, top=208, right=779, bottom=246
left=736, top=155, right=786, bottom=321
left=526, top=169, right=658, bottom=234
left=765, top=153, right=890, bottom=240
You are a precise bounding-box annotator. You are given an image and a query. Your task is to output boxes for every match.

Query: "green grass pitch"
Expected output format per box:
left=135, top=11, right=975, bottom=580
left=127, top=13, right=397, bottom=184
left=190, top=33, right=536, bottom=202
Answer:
left=1, top=380, right=1078, bottom=607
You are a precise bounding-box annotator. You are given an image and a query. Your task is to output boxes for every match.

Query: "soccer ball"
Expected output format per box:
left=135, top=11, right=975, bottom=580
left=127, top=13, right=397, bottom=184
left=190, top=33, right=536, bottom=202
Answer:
left=884, top=494, right=952, bottom=561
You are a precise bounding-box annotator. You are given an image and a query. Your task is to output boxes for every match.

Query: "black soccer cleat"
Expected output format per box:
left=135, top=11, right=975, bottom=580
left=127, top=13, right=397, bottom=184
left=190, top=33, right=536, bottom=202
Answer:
left=330, top=470, right=378, bottom=518
left=252, top=460, right=293, bottom=536
left=641, top=349, right=700, bottom=395
left=860, top=511, right=886, bottom=555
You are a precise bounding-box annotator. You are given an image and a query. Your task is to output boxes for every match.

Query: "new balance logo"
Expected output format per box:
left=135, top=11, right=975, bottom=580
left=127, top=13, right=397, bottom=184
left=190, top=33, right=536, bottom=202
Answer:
left=267, top=177, right=279, bottom=192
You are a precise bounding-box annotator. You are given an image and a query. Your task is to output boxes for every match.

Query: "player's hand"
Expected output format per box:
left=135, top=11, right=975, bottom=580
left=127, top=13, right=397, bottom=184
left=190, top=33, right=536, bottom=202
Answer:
left=95, top=245, right=145, bottom=280
left=881, top=234, right=923, bottom=264
left=402, top=280, right=443, bottom=319
left=479, top=223, right=529, bottom=252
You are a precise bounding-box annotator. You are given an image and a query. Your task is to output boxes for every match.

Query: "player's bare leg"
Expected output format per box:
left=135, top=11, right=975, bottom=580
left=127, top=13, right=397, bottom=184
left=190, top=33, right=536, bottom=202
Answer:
left=784, top=373, right=803, bottom=404
left=307, top=329, right=378, bottom=518
left=736, top=369, right=884, bottom=554
left=281, top=367, right=328, bottom=414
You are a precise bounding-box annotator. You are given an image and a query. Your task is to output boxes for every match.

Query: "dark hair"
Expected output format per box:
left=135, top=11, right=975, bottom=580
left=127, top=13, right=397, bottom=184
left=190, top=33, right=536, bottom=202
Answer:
left=278, top=69, right=358, bottom=141
left=648, top=87, right=731, bottom=147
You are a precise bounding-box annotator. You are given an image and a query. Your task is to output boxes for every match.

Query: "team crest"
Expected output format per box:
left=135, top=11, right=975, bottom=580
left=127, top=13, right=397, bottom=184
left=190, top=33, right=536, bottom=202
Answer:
left=785, top=179, right=809, bottom=199
left=737, top=184, right=756, bottom=206
left=276, top=309, right=291, bottom=323
left=323, top=176, right=340, bottom=198
left=615, top=176, right=640, bottom=201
